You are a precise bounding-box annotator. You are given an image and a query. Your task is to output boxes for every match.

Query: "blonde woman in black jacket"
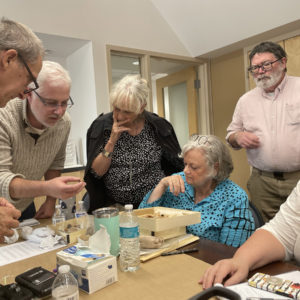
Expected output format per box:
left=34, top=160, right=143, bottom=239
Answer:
left=84, top=75, right=183, bottom=213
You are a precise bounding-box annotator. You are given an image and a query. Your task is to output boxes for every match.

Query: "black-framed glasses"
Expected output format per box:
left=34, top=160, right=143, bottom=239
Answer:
left=247, top=58, right=282, bottom=75
left=33, top=90, right=74, bottom=109
left=18, top=55, right=39, bottom=94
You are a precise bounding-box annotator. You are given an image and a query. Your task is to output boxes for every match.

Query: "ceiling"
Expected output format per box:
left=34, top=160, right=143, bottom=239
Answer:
left=34, top=0, right=300, bottom=78
left=36, top=1, right=300, bottom=60
left=150, top=0, right=300, bottom=58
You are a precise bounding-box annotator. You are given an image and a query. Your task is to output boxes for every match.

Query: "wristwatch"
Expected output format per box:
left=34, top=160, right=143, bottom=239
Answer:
left=102, top=149, right=112, bottom=158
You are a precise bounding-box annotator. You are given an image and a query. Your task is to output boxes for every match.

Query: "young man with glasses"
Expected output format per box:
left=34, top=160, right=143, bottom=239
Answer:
left=226, top=41, right=300, bottom=222
left=0, top=17, right=44, bottom=241
left=0, top=61, right=85, bottom=220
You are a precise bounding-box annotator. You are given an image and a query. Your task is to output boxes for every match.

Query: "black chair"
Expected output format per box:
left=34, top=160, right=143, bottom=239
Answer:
left=82, top=191, right=90, bottom=212
left=249, top=201, right=264, bottom=229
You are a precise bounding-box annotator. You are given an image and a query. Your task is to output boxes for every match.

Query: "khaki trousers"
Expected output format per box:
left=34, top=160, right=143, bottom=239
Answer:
left=247, top=167, right=300, bottom=222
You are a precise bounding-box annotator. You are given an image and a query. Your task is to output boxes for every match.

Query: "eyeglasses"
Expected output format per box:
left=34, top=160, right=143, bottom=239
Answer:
left=18, top=55, right=39, bottom=94
left=190, top=134, right=211, bottom=146
left=247, top=58, right=282, bottom=75
left=33, top=90, right=74, bottom=109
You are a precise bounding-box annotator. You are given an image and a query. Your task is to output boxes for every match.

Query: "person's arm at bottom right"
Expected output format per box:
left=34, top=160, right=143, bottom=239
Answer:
left=199, top=228, right=285, bottom=289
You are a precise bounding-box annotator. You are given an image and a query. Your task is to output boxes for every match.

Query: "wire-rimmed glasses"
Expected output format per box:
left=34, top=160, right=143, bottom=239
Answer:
left=33, top=90, right=74, bottom=109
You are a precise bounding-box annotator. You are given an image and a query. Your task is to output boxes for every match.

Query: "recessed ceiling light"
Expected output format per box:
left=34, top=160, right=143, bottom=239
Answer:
left=132, top=61, right=139, bottom=65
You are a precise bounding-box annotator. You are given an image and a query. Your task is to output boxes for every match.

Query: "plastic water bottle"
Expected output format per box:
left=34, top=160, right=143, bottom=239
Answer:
left=52, top=265, right=79, bottom=300
left=75, top=200, right=88, bottom=229
left=119, top=204, right=140, bottom=272
left=74, top=200, right=88, bottom=218
left=52, top=204, right=66, bottom=225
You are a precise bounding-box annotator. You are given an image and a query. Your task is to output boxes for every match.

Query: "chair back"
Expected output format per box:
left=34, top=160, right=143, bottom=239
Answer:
left=249, top=201, right=264, bottom=229
left=82, top=192, right=90, bottom=211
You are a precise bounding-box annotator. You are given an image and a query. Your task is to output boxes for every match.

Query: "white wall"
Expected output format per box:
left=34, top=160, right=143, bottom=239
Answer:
left=66, top=42, right=98, bottom=165
left=1, top=0, right=190, bottom=114
left=1, top=0, right=191, bottom=165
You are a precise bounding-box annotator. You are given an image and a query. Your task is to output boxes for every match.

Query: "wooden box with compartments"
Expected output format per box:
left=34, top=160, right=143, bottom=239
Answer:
left=135, top=207, right=201, bottom=240
left=48, top=217, right=89, bottom=244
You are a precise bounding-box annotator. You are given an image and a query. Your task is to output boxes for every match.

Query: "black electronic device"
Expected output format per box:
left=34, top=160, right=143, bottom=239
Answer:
left=15, top=266, right=56, bottom=298
left=0, top=282, right=34, bottom=300
left=188, top=286, right=241, bottom=300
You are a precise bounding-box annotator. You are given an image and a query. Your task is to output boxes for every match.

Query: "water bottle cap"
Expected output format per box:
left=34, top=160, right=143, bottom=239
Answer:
left=58, top=265, right=70, bottom=274
left=124, top=204, right=133, bottom=210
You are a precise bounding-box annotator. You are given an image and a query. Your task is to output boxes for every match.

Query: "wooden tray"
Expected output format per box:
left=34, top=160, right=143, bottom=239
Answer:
left=136, top=207, right=201, bottom=232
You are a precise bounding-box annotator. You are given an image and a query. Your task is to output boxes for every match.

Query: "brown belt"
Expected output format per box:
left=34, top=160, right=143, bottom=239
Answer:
left=253, top=167, right=300, bottom=181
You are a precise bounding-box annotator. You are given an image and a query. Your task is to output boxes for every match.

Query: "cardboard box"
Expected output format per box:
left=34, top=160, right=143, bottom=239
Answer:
left=135, top=207, right=201, bottom=239
left=56, top=246, right=118, bottom=294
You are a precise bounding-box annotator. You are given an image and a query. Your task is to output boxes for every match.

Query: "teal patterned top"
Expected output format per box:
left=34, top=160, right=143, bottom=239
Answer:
left=139, top=172, right=255, bottom=247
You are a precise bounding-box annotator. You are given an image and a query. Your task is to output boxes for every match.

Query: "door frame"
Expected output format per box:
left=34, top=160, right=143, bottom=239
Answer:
left=106, top=44, right=212, bottom=134
left=156, top=66, right=198, bottom=135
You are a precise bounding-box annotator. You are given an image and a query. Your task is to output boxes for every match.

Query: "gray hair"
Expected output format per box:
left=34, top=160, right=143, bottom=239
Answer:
left=249, top=41, right=287, bottom=72
left=182, top=134, right=233, bottom=184
left=0, top=17, right=44, bottom=63
left=110, top=74, right=148, bottom=114
left=29, top=61, right=71, bottom=93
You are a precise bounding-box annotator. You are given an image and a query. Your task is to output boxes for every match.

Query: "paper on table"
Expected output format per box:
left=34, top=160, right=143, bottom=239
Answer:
left=219, top=270, right=300, bottom=300
left=17, top=218, right=40, bottom=228
left=0, top=240, right=65, bottom=266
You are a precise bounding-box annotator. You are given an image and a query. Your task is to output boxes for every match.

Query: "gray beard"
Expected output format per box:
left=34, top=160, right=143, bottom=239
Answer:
left=254, top=68, right=284, bottom=91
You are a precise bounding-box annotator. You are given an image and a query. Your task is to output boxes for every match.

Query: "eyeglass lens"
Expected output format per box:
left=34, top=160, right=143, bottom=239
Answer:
left=34, top=91, right=73, bottom=108
left=248, top=58, right=281, bottom=74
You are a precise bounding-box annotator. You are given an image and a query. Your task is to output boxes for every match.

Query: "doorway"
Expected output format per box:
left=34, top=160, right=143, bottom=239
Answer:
left=155, top=66, right=198, bottom=147
left=107, top=46, right=205, bottom=146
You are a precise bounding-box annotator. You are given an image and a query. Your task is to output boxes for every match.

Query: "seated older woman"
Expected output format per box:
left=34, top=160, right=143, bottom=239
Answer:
left=84, top=75, right=183, bottom=212
left=139, top=134, right=255, bottom=247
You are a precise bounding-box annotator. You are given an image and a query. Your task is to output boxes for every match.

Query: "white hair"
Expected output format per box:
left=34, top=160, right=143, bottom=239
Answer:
left=29, top=61, right=71, bottom=93
left=110, top=74, right=148, bottom=114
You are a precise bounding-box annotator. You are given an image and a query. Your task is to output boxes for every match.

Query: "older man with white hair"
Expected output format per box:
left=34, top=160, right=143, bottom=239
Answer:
left=0, top=60, right=85, bottom=220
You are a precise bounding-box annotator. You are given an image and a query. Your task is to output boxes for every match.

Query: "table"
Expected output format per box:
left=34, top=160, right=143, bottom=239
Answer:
left=1, top=223, right=299, bottom=299
left=0, top=243, right=210, bottom=300
left=182, top=238, right=300, bottom=277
